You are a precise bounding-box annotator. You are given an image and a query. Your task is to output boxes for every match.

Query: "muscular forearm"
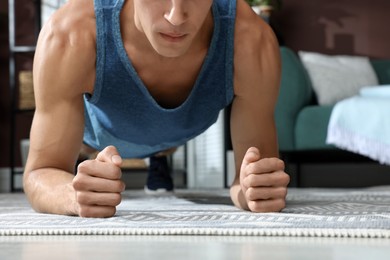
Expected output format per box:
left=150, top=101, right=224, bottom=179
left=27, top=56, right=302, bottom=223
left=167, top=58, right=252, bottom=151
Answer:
left=229, top=181, right=249, bottom=211
left=23, top=168, right=77, bottom=216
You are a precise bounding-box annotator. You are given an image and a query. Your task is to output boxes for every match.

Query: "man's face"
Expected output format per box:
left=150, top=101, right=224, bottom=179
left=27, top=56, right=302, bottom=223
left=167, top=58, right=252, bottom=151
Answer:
left=133, top=0, right=213, bottom=58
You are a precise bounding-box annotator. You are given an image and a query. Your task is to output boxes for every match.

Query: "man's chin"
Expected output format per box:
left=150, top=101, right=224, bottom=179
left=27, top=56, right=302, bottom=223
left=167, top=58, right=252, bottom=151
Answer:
left=153, top=46, right=190, bottom=58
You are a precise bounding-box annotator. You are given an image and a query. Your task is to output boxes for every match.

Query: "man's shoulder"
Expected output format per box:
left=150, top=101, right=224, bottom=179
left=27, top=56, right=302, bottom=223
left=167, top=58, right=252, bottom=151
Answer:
left=234, top=0, right=278, bottom=58
left=232, top=0, right=281, bottom=95
left=34, top=0, right=97, bottom=96
left=41, top=0, right=96, bottom=50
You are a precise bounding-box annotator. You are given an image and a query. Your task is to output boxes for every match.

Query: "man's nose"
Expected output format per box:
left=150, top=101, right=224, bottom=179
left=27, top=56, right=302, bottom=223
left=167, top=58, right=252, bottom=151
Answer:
left=164, top=0, right=188, bottom=26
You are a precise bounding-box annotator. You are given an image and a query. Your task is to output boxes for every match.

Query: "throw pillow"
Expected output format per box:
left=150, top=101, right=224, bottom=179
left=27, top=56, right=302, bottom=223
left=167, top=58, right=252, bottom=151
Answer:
left=298, top=51, right=379, bottom=105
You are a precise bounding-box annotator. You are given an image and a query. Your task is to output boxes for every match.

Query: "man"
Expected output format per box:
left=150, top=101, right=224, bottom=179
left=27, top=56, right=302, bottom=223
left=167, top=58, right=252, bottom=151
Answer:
left=24, top=0, right=290, bottom=218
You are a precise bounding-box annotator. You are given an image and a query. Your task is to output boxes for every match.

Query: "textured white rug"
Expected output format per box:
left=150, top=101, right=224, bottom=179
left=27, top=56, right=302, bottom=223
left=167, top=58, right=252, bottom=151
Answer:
left=1, top=187, right=390, bottom=238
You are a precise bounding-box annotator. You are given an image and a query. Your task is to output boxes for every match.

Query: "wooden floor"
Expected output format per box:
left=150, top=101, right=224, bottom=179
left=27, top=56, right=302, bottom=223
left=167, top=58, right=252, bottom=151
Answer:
left=1, top=235, right=390, bottom=260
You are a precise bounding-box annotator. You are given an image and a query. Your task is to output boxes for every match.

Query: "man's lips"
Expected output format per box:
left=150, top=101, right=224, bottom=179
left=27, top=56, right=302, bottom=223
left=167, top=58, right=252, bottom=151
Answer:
left=160, top=32, right=187, bottom=42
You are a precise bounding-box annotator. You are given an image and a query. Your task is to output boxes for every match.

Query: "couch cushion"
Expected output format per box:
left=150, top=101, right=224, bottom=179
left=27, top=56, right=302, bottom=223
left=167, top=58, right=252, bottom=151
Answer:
left=295, top=105, right=335, bottom=150
left=275, top=47, right=314, bottom=151
left=371, top=60, right=390, bottom=84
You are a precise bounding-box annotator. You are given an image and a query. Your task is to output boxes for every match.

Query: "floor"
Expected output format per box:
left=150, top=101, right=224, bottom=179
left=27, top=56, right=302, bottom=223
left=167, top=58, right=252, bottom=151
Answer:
left=1, top=235, right=390, bottom=260
left=2, top=163, right=390, bottom=259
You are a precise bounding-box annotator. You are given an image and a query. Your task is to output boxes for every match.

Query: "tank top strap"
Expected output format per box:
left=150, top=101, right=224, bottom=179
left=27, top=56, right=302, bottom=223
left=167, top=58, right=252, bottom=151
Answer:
left=94, top=0, right=123, bottom=9
left=215, top=0, right=237, bottom=18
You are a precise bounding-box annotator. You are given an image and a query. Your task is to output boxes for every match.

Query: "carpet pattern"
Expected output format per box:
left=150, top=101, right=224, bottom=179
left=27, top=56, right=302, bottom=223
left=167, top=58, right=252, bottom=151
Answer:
left=1, top=187, right=390, bottom=237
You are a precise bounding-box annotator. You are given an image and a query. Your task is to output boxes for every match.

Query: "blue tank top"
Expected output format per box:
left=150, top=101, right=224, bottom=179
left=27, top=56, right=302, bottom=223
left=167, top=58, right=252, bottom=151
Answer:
left=83, top=0, right=236, bottom=158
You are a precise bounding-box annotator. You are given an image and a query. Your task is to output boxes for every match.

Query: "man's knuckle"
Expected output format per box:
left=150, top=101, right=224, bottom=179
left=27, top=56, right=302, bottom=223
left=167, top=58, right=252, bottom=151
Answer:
left=252, top=202, right=266, bottom=213
left=77, top=159, right=94, bottom=172
left=77, top=192, right=91, bottom=205
left=104, top=146, right=112, bottom=152
left=100, top=207, right=116, bottom=218
left=72, top=177, right=84, bottom=190
left=279, top=160, right=285, bottom=170
left=246, top=174, right=256, bottom=187
left=248, top=197, right=286, bottom=213
left=281, top=173, right=290, bottom=186
left=107, top=207, right=117, bottom=217
left=105, top=145, right=117, bottom=155
left=78, top=206, right=116, bottom=218
left=112, top=193, right=122, bottom=206
left=285, top=176, right=290, bottom=186
left=78, top=206, right=92, bottom=218
left=114, top=168, right=123, bottom=179
left=107, top=165, right=121, bottom=179
left=277, top=199, right=286, bottom=211
left=114, top=181, right=124, bottom=192
left=279, top=187, right=288, bottom=198
left=247, top=200, right=257, bottom=212
left=261, top=157, right=272, bottom=165
left=245, top=164, right=254, bottom=175
left=270, top=158, right=280, bottom=169
left=75, top=192, right=86, bottom=204
left=246, top=187, right=256, bottom=201
left=77, top=162, right=87, bottom=173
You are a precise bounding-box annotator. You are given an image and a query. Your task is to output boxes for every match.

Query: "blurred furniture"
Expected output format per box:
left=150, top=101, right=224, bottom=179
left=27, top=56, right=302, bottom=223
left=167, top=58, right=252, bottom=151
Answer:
left=275, top=47, right=390, bottom=184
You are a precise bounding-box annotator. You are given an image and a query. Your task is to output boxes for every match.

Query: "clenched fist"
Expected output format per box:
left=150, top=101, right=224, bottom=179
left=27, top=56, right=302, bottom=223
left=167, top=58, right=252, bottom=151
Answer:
left=72, top=145, right=126, bottom=218
left=240, top=147, right=290, bottom=212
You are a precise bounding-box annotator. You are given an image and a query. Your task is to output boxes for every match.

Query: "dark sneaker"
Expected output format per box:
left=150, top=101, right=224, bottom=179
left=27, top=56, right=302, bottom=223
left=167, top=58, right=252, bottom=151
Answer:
left=144, top=155, right=174, bottom=195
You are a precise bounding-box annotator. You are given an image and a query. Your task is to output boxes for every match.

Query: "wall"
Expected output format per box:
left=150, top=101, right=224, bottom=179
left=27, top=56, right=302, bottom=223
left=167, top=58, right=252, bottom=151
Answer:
left=272, top=0, right=390, bottom=59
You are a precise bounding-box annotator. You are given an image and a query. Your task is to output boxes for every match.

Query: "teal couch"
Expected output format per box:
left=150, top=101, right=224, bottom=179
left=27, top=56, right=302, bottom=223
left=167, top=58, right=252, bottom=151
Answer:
left=275, top=47, right=390, bottom=159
